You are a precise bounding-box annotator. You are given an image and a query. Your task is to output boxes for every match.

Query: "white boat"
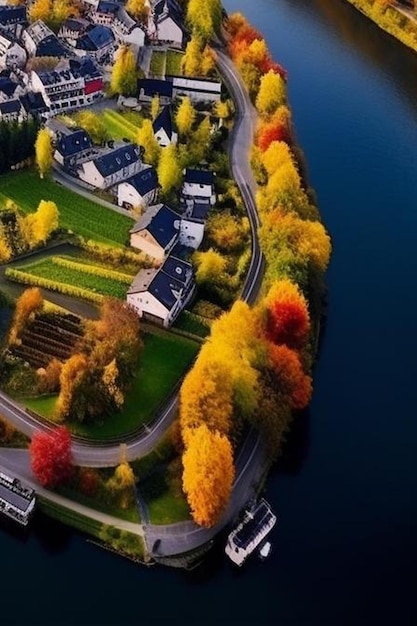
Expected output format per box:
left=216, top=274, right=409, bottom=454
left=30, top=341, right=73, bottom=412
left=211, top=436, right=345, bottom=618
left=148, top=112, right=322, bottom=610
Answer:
left=225, top=498, right=277, bottom=567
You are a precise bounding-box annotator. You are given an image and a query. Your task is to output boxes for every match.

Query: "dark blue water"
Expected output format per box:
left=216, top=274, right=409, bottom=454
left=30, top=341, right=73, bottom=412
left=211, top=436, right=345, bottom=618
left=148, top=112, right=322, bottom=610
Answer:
left=2, top=2, right=417, bottom=624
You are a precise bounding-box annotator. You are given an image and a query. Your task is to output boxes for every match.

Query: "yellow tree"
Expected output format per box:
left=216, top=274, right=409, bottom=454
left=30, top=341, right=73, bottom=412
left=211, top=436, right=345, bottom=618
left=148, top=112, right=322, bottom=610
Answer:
left=74, top=110, right=108, bottom=144
left=201, top=45, right=216, bottom=76
left=182, top=424, right=235, bottom=528
left=28, top=0, right=51, bottom=22
left=35, top=128, right=53, bottom=179
left=261, top=140, right=294, bottom=177
left=150, top=94, right=160, bottom=121
left=157, top=144, right=182, bottom=195
left=110, top=45, right=137, bottom=96
left=256, top=70, right=286, bottom=117
left=0, top=225, right=11, bottom=263
left=188, top=116, right=212, bottom=164
left=175, top=96, right=196, bottom=138
left=194, top=248, right=226, bottom=285
left=31, top=200, right=59, bottom=245
left=182, top=37, right=202, bottom=76
left=213, top=99, right=230, bottom=121
left=125, top=0, right=149, bottom=21
left=8, top=288, right=43, bottom=345
left=102, top=358, right=124, bottom=409
left=56, top=353, right=88, bottom=420
left=180, top=354, right=234, bottom=446
left=136, top=119, right=161, bottom=166
left=107, top=462, right=136, bottom=509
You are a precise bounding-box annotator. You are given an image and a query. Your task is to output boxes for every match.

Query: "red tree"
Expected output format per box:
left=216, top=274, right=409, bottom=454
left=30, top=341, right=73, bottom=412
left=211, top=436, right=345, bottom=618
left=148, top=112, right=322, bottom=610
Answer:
left=29, top=426, right=73, bottom=488
left=268, top=343, right=312, bottom=409
left=257, top=123, right=290, bottom=151
left=265, top=280, right=310, bottom=350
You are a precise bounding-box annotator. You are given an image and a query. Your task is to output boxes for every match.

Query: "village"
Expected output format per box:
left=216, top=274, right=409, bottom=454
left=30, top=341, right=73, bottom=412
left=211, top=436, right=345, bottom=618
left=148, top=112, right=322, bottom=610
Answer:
left=0, top=0, right=224, bottom=327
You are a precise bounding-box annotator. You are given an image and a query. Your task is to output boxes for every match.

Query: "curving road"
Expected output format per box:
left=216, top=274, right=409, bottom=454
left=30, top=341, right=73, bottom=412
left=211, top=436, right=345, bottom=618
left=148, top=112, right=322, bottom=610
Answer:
left=0, top=43, right=268, bottom=558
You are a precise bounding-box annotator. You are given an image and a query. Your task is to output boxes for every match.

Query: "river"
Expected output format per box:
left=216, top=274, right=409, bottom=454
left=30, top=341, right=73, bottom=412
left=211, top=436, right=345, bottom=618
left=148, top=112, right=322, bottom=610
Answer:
left=2, top=2, right=417, bottom=624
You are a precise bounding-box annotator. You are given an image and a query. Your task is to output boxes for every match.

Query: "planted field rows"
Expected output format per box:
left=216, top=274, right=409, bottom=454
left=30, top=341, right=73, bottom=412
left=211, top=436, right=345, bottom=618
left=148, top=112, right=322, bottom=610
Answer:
left=0, top=171, right=133, bottom=246
left=6, top=256, right=129, bottom=302
left=52, top=256, right=134, bottom=283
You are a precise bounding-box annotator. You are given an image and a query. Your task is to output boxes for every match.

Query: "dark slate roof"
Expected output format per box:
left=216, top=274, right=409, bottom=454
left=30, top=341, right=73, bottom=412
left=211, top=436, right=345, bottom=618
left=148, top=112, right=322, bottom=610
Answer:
left=20, top=91, right=48, bottom=113
left=161, top=255, right=192, bottom=285
left=130, top=203, right=179, bottom=248
left=61, top=17, right=90, bottom=33
left=77, top=25, right=114, bottom=52
left=93, top=143, right=141, bottom=177
left=0, top=77, right=18, bottom=98
left=0, top=99, right=21, bottom=115
left=153, top=105, right=174, bottom=138
left=184, top=168, right=215, bottom=185
left=154, top=0, right=184, bottom=27
left=36, top=35, right=70, bottom=58
left=0, top=6, right=26, bottom=25
left=148, top=270, right=184, bottom=310
left=126, top=167, right=158, bottom=196
left=138, top=78, right=173, bottom=99
left=96, top=0, right=119, bottom=14
left=57, top=129, right=93, bottom=157
left=190, top=199, right=210, bottom=220
left=69, top=57, right=102, bottom=79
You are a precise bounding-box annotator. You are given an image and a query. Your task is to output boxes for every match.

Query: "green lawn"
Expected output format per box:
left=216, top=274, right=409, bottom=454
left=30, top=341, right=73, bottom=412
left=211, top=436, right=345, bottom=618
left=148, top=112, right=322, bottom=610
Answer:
left=140, top=469, right=191, bottom=524
left=101, top=109, right=143, bottom=142
left=149, top=50, right=166, bottom=77
left=165, top=50, right=183, bottom=76
left=0, top=170, right=133, bottom=246
left=24, top=331, right=200, bottom=439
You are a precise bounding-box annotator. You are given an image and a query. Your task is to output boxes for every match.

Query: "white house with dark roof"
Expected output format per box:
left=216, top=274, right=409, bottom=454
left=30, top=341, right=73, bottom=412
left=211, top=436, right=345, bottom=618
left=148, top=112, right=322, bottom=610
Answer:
left=148, top=0, right=188, bottom=49
left=58, top=18, right=90, bottom=46
left=168, top=75, right=222, bottom=103
left=73, top=24, right=115, bottom=62
left=0, top=25, right=26, bottom=70
left=0, top=98, right=26, bottom=122
left=182, top=167, right=216, bottom=205
left=127, top=254, right=194, bottom=327
left=77, top=142, right=144, bottom=189
left=137, top=78, right=173, bottom=104
left=52, top=124, right=95, bottom=167
left=129, top=202, right=180, bottom=261
left=117, top=166, right=159, bottom=209
left=23, top=20, right=71, bottom=58
left=152, top=105, right=177, bottom=147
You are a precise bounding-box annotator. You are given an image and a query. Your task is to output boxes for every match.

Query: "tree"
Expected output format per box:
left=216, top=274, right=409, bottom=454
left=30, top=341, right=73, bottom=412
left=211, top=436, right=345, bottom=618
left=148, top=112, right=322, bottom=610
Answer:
left=182, top=36, right=203, bottom=76
left=256, top=70, right=286, bottom=117
left=157, top=144, right=182, bottom=195
left=110, top=45, right=137, bottom=96
left=29, top=426, right=73, bottom=488
left=0, top=224, right=11, bottom=263
left=150, top=94, right=160, bottom=122
left=182, top=424, right=235, bottom=527
left=107, top=462, right=136, bottom=509
left=137, top=119, right=161, bottom=167
left=267, top=343, right=312, bottom=409
left=102, top=358, right=124, bottom=409
left=28, top=0, right=51, bottom=23
left=186, top=0, right=222, bottom=42
left=175, top=96, right=196, bottom=138
left=264, top=278, right=310, bottom=349
left=56, top=353, right=88, bottom=420
left=206, top=211, right=248, bottom=252
left=256, top=107, right=292, bottom=151
left=180, top=355, right=234, bottom=445
left=194, top=248, right=227, bottom=285
left=35, top=128, right=53, bottom=179
left=30, top=199, right=59, bottom=245
left=8, top=287, right=43, bottom=345
left=125, top=0, right=149, bottom=22
left=73, top=110, right=109, bottom=145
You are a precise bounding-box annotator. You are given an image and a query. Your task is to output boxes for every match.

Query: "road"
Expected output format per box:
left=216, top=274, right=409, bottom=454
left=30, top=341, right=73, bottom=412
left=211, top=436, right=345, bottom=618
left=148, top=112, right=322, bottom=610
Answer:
left=0, top=44, right=268, bottom=558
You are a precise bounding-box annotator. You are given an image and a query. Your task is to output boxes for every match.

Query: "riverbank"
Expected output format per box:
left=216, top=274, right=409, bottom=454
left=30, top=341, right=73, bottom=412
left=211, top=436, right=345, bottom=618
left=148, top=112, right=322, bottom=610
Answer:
left=345, top=0, right=417, bottom=53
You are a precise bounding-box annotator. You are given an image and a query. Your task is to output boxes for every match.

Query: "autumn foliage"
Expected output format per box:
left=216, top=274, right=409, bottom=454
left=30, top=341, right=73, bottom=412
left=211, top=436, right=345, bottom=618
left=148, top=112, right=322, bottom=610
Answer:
left=264, top=279, right=311, bottom=350
left=29, top=426, right=73, bottom=488
left=182, top=424, right=235, bottom=528
left=267, top=343, right=312, bottom=409
left=8, top=287, right=43, bottom=345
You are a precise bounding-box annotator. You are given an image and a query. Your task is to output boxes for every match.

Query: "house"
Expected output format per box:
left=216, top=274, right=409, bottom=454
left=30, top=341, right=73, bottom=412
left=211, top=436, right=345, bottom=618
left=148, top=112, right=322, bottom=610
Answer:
left=127, top=254, right=194, bottom=327
left=178, top=216, right=204, bottom=249
left=0, top=6, right=27, bottom=38
left=137, top=78, right=172, bottom=104
left=74, top=25, right=115, bottom=62
left=0, top=98, right=26, bottom=123
left=149, top=0, right=188, bottom=49
left=129, top=202, right=180, bottom=260
left=23, top=21, right=71, bottom=58
left=52, top=125, right=95, bottom=167
left=58, top=18, right=91, bottom=47
left=117, top=166, right=159, bottom=209
left=0, top=25, right=26, bottom=70
left=152, top=105, right=177, bottom=147
left=19, top=90, right=48, bottom=120
left=182, top=167, right=216, bottom=205
left=77, top=142, right=144, bottom=189
left=30, top=57, right=104, bottom=116
left=167, top=75, right=222, bottom=103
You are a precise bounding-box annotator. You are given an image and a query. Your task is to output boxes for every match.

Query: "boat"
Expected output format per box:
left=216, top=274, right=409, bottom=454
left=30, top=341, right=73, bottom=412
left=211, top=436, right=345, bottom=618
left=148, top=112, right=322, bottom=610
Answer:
left=0, top=471, right=37, bottom=529
left=225, top=498, right=277, bottom=567
left=258, top=540, right=272, bottom=561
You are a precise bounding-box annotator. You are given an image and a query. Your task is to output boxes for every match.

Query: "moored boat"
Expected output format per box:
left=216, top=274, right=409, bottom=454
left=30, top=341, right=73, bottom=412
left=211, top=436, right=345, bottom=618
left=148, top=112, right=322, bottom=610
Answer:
left=225, top=498, right=277, bottom=567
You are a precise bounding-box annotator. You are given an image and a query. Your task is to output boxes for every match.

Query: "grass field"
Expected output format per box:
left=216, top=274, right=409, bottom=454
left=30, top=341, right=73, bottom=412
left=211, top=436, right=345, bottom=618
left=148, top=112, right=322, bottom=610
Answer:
left=0, top=170, right=133, bottom=246
left=165, top=50, right=183, bottom=76
left=100, top=109, right=143, bottom=142
left=24, top=331, right=200, bottom=439
left=140, top=470, right=191, bottom=524
left=149, top=50, right=166, bottom=77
